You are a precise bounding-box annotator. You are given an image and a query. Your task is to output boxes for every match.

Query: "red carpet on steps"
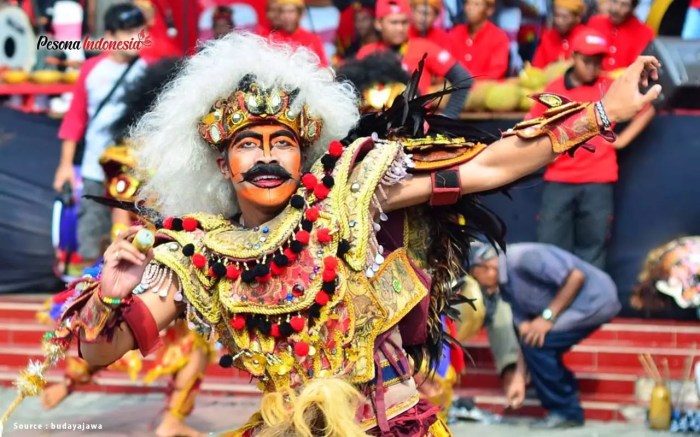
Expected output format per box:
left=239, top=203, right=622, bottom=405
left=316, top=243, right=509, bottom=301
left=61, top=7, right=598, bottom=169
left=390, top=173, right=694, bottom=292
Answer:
left=0, top=294, right=698, bottom=422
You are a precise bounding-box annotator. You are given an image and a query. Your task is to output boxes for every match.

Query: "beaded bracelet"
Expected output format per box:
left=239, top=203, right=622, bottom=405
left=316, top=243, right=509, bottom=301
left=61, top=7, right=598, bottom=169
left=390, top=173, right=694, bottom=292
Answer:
left=97, top=287, right=131, bottom=308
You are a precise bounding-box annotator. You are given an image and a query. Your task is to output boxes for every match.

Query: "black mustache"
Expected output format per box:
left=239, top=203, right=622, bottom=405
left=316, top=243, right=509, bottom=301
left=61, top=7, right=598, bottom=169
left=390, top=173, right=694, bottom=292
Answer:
left=241, top=163, right=293, bottom=182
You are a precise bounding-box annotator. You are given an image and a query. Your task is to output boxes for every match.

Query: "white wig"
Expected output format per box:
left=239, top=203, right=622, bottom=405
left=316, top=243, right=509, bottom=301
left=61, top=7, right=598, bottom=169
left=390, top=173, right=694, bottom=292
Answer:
left=132, top=33, right=359, bottom=217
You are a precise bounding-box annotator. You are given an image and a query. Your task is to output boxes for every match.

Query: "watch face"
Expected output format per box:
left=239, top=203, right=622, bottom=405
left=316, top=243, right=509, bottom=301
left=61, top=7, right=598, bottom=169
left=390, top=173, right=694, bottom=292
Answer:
left=542, top=308, right=553, bottom=320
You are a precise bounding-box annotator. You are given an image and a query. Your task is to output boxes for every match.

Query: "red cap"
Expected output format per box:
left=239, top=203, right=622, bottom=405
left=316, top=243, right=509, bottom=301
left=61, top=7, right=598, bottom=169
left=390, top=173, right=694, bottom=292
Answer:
left=571, top=29, right=609, bottom=56
left=376, top=0, right=411, bottom=19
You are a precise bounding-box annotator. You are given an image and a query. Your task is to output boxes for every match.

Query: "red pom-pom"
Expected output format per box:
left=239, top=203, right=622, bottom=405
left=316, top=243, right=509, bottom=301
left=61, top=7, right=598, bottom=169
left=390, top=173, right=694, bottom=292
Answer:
left=301, top=173, right=318, bottom=190
left=230, top=315, right=246, bottom=330
left=295, top=230, right=310, bottom=245
left=305, top=207, right=320, bottom=222
left=284, top=247, right=298, bottom=263
left=258, top=273, right=272, bottom=283
left=270, top=324, right=281, bottom=338
left=290, top=316, right=305, bottom=332
left=323, top=256, right=338, bottom=270
left=182, top=217, right=199, bottom=232
left=294, top=341, right=310, bottom=357
left=192, top=253, right=207, bottom=269
left=226, top=265, right=240, bottom=280
left=315, top=291, right=330, bottom=305
left=270, top=262, right=285, bottom=276
left=328, top=140, right=343, bottom=157
left=313, top=184, right=330, bottom=200
left=316, top=228, right=332, bottom=243
left=322, top=269, right=336, bottom=282
left=162, top=216, right=174, bottom=230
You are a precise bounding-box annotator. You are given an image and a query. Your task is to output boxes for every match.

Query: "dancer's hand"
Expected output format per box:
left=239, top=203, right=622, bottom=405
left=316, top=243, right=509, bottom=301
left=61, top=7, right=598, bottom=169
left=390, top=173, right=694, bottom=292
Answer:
left=101, top=226, right=154, bottom=299
left=601, top=56, right=662, bottom=124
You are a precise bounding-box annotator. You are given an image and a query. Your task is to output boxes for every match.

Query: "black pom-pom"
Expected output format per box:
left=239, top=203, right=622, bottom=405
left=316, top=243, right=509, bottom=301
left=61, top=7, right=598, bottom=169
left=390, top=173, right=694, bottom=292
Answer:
left=290, top=240, right=304, bottom=253
left=279, top=322, right=293, bottom=337
left=241, top=269, right=256, bottom=283
left=258, top=319, right=271, bottom=336
left=254, top=263, right=270, bottom=277
left=322, top=280, right=336, bottom=294
left=182, top=244, right=195, bottom=257
left=246, top=315, right=258, bottom=330
left=322, top=175, right=335, bottom=189
left=301, top=220, right=313, bottom=232
left=309, top=303, right=322, bottom=319
left=290, top=195, right=305, bottom=209
left=219, top=354, right=234, bottom=368
left=171, top=218, right=183, bottom=231
left=212, top=262, right=227, bottom=277
left=337, top=239, right=351, bottom=257
left=321, top=154, right=337, bottom=170
left=273, top=254, right=289, bottom=267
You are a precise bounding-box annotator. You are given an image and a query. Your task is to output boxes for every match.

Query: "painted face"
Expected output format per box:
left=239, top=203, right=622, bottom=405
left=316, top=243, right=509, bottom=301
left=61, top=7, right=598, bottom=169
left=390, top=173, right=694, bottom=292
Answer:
left=218, top=123, right=302, bottom=213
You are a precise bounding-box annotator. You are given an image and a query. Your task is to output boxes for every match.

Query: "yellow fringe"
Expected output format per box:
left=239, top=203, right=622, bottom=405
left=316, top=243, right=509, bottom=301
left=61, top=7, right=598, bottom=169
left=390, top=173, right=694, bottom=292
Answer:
left=255, top=378, right=369, bottom=437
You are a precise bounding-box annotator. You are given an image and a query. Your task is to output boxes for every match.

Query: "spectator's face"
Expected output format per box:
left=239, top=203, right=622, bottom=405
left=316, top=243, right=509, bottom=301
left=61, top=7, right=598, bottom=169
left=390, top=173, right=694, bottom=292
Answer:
left=553, top=6, right=580, bottom=35
left=278, top=4, right=301, bottom=33
left=376, top=13, right=410, bottom=46
left=355, top=8, right=375, bottom=40
left=268, top=3, right=282, bottom=29
left=572, top=52, right=603, bottom=83
left=412, top=4, right=438, bottom=34
left=465, top=0, right=492, bottom=25
left=608, top=0, right=633, bottom=25
left=597, top=0, right=610, bottom=15
left=213, top=19, right=234, bottom=39
left=471, top=258, right=499, bottom=291
left=109, top=26, right=145, bottom=58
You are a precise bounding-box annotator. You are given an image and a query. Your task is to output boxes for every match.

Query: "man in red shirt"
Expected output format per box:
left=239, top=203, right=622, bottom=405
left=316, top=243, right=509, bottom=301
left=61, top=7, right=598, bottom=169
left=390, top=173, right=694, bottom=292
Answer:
left=449, top=0, right=510, bottom=79
left=587, top=0, right=654, bottom=70
left=356, top=0, right=472, bottom=118
left=266, top=0, right=329, bottom=66
left=409, top=0, right=451, bottom=48
left=528, top=29, right=654, bottom=268
left=531, top=0, right=586, bottom=68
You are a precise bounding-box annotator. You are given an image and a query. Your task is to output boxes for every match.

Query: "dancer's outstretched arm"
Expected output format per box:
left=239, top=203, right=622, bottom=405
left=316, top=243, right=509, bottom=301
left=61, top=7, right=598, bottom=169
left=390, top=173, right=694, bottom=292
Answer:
left=383, top=56, right=662, bottom=212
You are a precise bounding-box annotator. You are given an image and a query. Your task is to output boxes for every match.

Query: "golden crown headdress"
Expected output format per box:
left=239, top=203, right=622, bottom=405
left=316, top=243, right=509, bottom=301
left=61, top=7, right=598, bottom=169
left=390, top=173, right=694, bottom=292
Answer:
left=198, top=74, right=323, bottom=150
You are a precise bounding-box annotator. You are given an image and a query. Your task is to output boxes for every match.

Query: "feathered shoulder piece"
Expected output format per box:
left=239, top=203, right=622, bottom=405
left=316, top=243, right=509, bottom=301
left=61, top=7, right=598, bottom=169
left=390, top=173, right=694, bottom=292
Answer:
left=342, top=56, right=496, bottom=173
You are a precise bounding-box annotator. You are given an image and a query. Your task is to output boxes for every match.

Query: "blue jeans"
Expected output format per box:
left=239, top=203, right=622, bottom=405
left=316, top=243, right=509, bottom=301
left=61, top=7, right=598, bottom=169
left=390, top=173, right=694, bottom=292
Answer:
left=519, top=328, right=594, bottom=422
left=683, top=8, right=700, bottom=39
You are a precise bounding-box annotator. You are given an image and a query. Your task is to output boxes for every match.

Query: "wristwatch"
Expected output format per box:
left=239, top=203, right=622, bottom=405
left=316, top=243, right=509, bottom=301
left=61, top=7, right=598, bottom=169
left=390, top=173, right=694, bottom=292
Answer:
left=541, top=308, right=556, bottom=322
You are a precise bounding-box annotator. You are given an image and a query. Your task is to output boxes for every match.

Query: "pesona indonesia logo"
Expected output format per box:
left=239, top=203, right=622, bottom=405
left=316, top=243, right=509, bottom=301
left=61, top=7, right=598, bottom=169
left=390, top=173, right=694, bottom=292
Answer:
left=36, top=29, right=152, bottom=51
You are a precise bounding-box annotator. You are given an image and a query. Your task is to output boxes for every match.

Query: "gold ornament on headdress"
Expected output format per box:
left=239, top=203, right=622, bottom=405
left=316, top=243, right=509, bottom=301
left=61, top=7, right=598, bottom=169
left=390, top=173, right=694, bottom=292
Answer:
left=198, top=75, right=323, bottom=149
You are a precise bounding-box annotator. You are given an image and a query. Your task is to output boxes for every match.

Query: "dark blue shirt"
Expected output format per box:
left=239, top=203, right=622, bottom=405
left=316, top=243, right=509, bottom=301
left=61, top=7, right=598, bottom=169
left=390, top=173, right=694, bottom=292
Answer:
left=498, top=243, right=621, bottom=332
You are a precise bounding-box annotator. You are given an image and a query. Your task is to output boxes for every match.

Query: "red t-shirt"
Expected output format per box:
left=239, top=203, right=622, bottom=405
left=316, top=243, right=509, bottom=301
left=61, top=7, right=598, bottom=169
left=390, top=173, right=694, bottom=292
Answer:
left=356, top=38, right=456, bottom=94
left=587, top=14, right=654, bottom=70
left=526, top=71, right=618, bottom=183
left=448, top=21, right=509, bottom=80
left=531, top=24, right=586, bottom=68
left=409, top=26, right=452, bottom=50
left=268, top=28, right=329, bottom=66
